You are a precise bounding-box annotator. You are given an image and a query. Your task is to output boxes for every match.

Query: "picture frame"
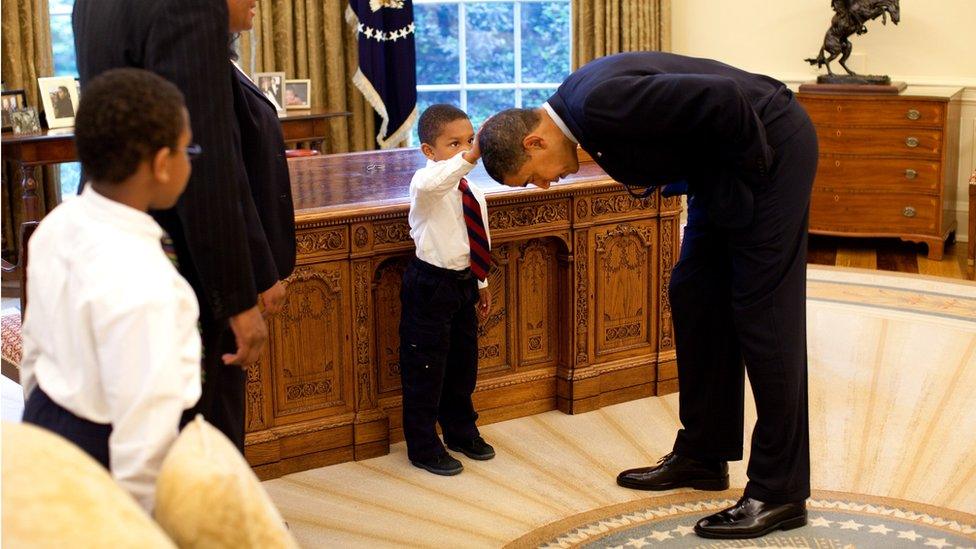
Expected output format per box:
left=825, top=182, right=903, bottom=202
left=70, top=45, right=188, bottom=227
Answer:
left=253, top=72, right=286, bottom=113
left=38, top=76, right=80, bottom=129
left=1, top=89, right=27, bottom=132
left=11, top=107, right=42, bottom=135
left=284, top=79, right=311, bottom=110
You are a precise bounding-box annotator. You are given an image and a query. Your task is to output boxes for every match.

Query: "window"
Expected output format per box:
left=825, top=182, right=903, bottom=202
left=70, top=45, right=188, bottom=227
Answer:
left=414, top=0, right=571, bottom=138
left=49, top=0, right=82, bottom=199
left=50, top=0, right=77, bottom=77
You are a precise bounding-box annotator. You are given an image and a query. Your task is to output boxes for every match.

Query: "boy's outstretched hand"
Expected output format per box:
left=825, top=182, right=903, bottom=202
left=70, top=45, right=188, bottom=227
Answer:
left=477, top=286, right=491, bottom=322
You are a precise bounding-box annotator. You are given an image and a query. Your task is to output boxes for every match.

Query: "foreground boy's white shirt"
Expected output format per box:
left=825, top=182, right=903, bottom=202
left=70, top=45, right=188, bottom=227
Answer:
left=408, top=151, right=492, bottom=289
left=20, top=185, right=202, bottom=512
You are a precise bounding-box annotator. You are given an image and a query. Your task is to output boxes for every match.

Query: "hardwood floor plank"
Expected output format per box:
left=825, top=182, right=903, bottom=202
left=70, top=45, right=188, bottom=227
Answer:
left=918, top=242, right=967, bottom=279
left=875, top=240, right=919, bottom=274
left=836, top=246, right=877, bottom=270
left=806, top=237, right=837, bottom=266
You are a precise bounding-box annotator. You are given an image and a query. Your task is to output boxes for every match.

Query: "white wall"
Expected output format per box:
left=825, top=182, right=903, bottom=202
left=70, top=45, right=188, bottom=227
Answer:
left=671, top=0, right=976, bottom=242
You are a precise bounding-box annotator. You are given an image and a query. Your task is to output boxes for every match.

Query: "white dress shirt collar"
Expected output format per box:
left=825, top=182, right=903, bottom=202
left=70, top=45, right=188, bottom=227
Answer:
left=81, top=185, right=163, bottom=242
left=542, top=102, right=578, bottom=145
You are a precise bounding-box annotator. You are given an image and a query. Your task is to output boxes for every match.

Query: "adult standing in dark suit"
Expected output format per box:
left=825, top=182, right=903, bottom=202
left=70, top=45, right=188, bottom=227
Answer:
left=73, top=0, right=274, bottom=451
left=479, top=51, right=818, bottom=540
left=228, top=2, right=296, bottom=298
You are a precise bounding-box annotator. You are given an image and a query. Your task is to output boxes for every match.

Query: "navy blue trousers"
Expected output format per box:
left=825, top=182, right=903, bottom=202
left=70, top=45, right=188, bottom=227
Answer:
left=670, top=103, right=818, bottom=503
left=399, top=258, right=481, bottom=462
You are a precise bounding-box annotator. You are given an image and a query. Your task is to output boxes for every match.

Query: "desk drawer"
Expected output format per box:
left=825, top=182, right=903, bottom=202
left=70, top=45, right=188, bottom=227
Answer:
left=800, top=98, right=945, bottom=127
left=814, top=156, right=941, bottom=194
left=810, top=189, right=939, bottom=234
left=815, top=126, right=943, bottom=157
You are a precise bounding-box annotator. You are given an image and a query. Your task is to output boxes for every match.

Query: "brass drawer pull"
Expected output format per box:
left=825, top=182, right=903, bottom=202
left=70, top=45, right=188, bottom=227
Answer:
left=905, top=136, right=919, bottom=148
left=902, top=206, right=916, bottom=218
left=906, top=108, right=921, bottom=120
left=905, top=169, right=918, bottom=179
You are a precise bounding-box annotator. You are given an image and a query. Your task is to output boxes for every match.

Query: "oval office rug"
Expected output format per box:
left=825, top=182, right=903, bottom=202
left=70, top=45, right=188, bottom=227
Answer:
left=511, top=489, right=976, bottom=548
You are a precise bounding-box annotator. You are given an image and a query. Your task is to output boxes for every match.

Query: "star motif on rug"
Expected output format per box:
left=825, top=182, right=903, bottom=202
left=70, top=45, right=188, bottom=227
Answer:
left=624, top=537, right=649, bottom=548
left=838, top=519, right=864, bottom=530
left=868, top=523, right=893, bottom=535
left=648, top=530, right=673, bottom=541
left=898, top=529, right=922, bottom=541
left=810, top=516, right=833, bottom=527
left=672, top=525, right=695, bottom=536
left=924, top=538, right=951, bottom=548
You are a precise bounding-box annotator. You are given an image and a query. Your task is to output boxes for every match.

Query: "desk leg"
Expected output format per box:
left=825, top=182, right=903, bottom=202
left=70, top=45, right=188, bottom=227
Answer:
left=19, top=163, right=39, bottom=223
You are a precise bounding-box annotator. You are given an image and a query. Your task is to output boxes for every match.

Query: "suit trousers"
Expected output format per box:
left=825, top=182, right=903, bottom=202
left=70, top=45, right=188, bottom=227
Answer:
left=181, top=317, right=246, bottom=453
left=399, top=258, right=481, bottom=462
left=669, top=109, right=818, bottom=503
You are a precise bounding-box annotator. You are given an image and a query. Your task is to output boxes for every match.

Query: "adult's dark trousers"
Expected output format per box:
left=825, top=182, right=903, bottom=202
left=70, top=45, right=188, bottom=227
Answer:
left=399, top=258, right=481, bottom=462
left=669, top=108, right=818, bottom=504
left=180, top=316, right=246, bottom=453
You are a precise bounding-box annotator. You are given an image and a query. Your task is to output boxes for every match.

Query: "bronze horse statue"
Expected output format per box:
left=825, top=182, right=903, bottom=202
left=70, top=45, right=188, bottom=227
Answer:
left=806, top=0, right=900, bottom=77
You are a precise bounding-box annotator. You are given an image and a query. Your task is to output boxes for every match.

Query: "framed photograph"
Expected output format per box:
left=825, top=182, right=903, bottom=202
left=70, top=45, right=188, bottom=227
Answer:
left=284, top=79, right=311, bottom=110
left=38, top=76, right=80, bottom=129
left=1, top=89, right=27, bottom=132
left=253, top=71, right=286, bottom=113
left=11, top=107, right=42, bottom=135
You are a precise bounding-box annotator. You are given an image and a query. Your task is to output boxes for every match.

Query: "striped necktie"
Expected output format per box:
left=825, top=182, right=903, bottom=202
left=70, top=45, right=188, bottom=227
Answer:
left=161, top=232, right=179, bottom=269
left=458, top=177, right=490, bottom=281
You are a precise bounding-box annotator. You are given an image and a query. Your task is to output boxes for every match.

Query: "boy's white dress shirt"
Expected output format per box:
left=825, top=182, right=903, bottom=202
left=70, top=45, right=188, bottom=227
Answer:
left=20, top=185, right=202, bottom=512
left=408, top=151, right=492, bottom=289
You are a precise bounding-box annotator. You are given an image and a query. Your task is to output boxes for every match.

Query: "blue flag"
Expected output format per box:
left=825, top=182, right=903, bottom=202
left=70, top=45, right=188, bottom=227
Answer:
left=347, top=0, right=418, bottom=149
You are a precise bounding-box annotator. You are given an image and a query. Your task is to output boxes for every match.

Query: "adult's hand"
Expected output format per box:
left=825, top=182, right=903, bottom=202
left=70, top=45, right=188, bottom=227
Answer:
left=259, top=280, right=287, bottom=316
left=222, top=304, right=268, bottom=367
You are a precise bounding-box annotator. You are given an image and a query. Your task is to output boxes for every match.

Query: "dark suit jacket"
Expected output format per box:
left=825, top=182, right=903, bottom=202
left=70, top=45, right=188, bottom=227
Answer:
left=73, top=0, right=259, bottom=318
left=232, top=67, right=296, bottom=287
left=547, top=52, right=795, bottom=228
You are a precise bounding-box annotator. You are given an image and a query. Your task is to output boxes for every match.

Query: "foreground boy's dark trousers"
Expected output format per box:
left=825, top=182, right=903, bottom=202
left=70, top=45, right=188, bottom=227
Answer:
left=399, top=258, right=481, bottom=462
left=669, top=106, right=818, bottom=504
left=23, top=387, right=112, bottom=468
left=24, top=387, right=196, bottom=469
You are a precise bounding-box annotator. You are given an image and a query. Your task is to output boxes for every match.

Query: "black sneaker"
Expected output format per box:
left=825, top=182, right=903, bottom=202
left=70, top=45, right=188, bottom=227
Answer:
left=446, top=436, right=496, bottom=460
left=410, top=453, right=464, bottom=476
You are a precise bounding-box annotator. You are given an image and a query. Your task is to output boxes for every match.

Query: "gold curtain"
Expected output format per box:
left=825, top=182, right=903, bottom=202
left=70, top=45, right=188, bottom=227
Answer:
left=1, top=0, right=58, bottom=263
left=237, top=0, right=375, bottom=153
left=572, top=0, right=671, bottom=69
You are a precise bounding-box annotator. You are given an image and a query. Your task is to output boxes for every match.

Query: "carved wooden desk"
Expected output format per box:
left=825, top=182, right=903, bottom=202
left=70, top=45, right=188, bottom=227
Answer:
left=246, top=149, right=682, bottom=479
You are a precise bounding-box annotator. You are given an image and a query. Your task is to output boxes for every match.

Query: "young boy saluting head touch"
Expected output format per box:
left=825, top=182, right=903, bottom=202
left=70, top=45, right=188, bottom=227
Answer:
left=20, top=68, right=202, bottom=513
left=400, top=104, right=495, bottom=476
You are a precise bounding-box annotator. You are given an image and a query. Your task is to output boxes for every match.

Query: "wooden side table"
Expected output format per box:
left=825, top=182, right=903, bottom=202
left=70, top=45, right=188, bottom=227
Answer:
left=1, top=108, right=353, bottom=296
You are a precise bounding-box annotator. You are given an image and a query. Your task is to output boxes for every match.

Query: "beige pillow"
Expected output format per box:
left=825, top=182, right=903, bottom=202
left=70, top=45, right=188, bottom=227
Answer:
left=1, top=421, right=175, bottom=548
left=154, top=415, right=297, bottom=548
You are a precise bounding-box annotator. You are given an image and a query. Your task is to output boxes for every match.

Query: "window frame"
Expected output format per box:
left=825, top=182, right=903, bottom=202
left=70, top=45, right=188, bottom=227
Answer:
left=414, top=0, right=572, bottom=111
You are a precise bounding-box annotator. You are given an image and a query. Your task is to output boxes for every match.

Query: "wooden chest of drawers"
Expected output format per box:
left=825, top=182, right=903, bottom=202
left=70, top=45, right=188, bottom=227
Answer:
left=797, top=87, right=963, bottom=260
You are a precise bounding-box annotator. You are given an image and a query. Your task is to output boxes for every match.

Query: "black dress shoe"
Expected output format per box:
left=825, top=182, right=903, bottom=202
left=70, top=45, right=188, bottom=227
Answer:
left=694, top=496, right=807, bottom=539
left=446, top=436, right=495, bottom=460
left=617, top=452, right=729, bottom=491
left=410, top=453, right=464, bottom=476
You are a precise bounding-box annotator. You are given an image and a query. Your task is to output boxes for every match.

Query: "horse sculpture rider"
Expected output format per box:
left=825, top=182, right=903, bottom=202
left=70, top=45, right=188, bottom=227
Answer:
left=806, top=0, right=900, bottom=76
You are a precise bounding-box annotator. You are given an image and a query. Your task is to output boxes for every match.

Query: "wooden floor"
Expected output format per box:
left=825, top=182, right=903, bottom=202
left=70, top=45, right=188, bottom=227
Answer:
left=807, top=235, right=972, bottom=281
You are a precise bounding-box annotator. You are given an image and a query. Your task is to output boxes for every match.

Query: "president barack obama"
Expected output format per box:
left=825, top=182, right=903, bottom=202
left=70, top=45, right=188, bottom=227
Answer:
left=479, top=51, right=818, bottom=540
